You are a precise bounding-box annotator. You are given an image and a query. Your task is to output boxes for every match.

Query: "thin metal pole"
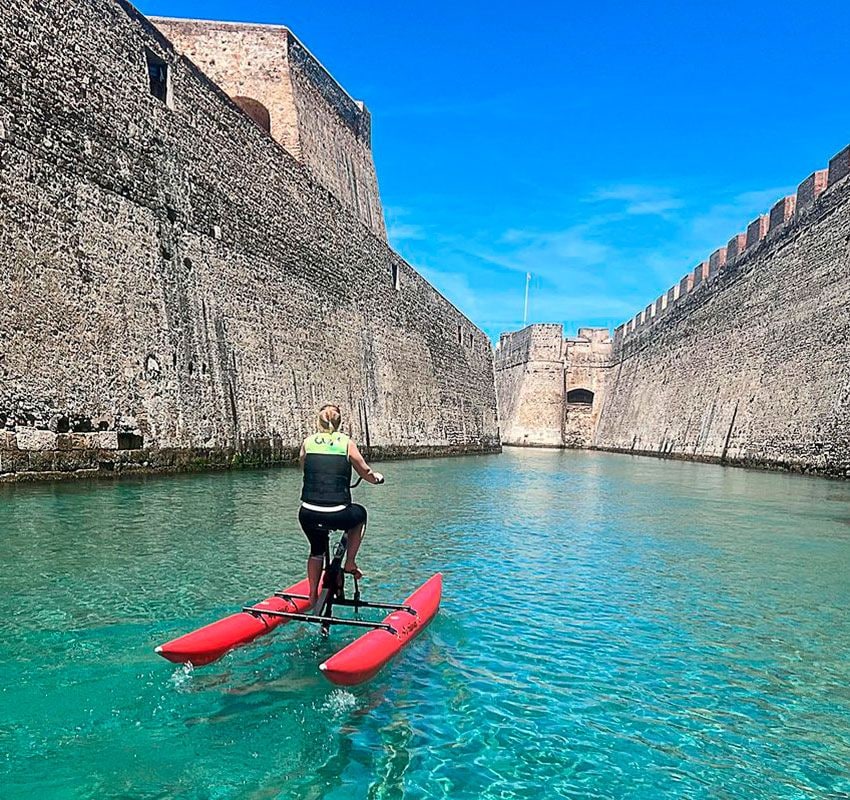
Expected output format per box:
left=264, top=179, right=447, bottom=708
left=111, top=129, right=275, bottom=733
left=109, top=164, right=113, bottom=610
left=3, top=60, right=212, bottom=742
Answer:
left=523, top=272, right=529, bottom=324
left=273, top=591, right=415, bottom=616
left=242, top=607, right=396, bottom=633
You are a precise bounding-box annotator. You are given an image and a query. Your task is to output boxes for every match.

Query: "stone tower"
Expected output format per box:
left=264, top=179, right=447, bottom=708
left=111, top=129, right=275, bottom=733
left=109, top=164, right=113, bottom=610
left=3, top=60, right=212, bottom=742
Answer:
left=152, top=17, right=386, bottom=239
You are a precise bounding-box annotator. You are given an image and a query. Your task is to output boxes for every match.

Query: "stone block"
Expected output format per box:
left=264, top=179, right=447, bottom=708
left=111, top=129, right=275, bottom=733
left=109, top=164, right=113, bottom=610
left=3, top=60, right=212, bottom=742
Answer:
left=693, top=261, right=709, bottom=286
left=16, top=428, right=58, bottom=451
left=769, top=196, right=796, bottom=232
left=796, top=170, right=828, bottom=211
left=0, top=449, right=29, bottom=473
left=708, top=248, right=727, bottom=277
left=746, top=215, right=769, bottom=248
left=53, top=450, right=99, bottom=472
left=27, top=451, right=56, bottom=472
left=828, top=145, right=850, bottom=187
left=57, top=433, right=92, bottom=450
left=89, top=431, right=119, bottom=450
left=0, top=431, right=17, bottom=450
left=679, top=273, right=694, bottom=296
left=726, top=233, right=747, bottom=263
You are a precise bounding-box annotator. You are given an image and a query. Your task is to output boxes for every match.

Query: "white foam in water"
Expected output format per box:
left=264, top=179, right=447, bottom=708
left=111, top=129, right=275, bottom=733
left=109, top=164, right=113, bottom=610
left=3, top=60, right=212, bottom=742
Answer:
left=168, top=661, right=195, bottom=690
left=320, top=689, right=357, bottom=716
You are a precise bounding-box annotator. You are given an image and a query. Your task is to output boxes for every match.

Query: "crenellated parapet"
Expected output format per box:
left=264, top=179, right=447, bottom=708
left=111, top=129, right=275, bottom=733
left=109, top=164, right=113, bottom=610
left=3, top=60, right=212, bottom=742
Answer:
left=615, top=143, right=850, bottom=350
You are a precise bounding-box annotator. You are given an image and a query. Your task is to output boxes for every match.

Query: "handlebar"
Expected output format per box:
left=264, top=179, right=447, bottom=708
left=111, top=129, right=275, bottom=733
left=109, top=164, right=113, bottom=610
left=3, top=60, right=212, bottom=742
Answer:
left=349, top=474, right=384, bottom=488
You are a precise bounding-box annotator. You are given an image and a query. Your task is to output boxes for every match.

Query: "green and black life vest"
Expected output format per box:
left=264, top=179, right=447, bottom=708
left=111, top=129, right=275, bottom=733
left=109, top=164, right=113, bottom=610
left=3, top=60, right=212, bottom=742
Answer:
left=301, top=431, right=352, bottom=506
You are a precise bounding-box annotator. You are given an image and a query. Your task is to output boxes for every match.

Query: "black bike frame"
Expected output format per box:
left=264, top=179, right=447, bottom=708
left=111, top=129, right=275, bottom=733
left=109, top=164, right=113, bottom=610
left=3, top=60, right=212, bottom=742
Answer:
left=243, top=474, right=416, bottom=635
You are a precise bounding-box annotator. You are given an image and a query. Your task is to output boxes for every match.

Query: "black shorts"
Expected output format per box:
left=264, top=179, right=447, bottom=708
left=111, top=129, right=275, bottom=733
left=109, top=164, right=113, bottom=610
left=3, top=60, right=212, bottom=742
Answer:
left=298, top=503, right=367, bottom=558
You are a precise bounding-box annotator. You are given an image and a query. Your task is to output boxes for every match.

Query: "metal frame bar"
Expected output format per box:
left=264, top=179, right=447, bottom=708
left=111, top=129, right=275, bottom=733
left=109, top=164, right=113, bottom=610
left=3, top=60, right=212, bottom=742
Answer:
left=336, top=598, right=417, bottom=615
left=242, top=606, right=396, bottom=634
left=273, top=590, right=416, bottom=616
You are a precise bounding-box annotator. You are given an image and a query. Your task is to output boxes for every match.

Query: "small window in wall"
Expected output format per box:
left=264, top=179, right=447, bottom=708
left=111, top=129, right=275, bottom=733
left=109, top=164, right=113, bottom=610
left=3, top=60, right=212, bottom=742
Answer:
left=146, top=49, right=171, bottom=106
left=457, top=325, right=463, bottom=345
left=391, top=263, right=400, bottom=291
left=567, top=388, right=594, bottom=405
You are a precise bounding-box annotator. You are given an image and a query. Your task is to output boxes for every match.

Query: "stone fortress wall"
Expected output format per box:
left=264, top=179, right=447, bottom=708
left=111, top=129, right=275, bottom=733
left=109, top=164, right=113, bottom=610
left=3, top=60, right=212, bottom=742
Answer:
left=494, top=325, right=612, bottom=448
left=495, top=141, right=850, bottom=477
left=593, top=142, right=850, bottom=476
left=0, top=0, right=499, bottom=480
left=150, top=18, right=386, bottom=239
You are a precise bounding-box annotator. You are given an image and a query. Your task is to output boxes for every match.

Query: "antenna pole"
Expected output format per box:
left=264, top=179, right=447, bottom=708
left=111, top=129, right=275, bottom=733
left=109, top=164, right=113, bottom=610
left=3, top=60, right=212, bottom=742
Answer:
left=523, top=272, right=531, bottom=325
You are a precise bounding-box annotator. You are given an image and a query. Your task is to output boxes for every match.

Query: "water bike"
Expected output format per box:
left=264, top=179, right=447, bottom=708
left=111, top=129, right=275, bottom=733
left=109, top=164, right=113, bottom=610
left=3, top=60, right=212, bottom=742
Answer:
left=155, top=477, right=442, bottom=686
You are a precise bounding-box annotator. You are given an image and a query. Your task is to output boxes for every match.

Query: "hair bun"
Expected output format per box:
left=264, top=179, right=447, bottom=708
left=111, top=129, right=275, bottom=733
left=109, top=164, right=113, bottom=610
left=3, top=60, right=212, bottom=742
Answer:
left=317, top=404, right=342, bottom=433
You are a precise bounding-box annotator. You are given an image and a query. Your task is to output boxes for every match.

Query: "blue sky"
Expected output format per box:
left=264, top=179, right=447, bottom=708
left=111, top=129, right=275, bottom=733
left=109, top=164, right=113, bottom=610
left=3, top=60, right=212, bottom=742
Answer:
left=138, top=0, right=850, bottom=340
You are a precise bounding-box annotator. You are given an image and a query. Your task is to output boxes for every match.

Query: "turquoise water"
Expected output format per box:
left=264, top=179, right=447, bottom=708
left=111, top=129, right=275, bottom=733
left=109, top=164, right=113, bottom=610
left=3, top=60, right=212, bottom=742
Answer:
left=2, top=449, right=850, bottom=799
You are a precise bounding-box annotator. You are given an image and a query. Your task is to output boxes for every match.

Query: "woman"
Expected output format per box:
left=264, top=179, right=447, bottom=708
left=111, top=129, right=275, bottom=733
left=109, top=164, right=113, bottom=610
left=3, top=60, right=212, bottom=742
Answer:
left=298, top=404, right=384, bottom=610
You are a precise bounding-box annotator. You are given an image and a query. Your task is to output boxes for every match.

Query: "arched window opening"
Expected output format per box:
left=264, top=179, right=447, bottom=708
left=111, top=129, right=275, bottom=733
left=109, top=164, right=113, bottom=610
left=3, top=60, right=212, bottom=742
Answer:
left=232, top=96, right=271, bottom=134
left=567, top=388, right=594, bottom=405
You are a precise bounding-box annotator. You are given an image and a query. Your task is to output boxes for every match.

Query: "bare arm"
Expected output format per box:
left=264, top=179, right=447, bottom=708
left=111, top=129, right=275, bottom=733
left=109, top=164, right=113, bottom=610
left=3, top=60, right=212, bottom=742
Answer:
left=299, top=442, right=306, bottom=469
left=348, top=440, right=383, bottom=484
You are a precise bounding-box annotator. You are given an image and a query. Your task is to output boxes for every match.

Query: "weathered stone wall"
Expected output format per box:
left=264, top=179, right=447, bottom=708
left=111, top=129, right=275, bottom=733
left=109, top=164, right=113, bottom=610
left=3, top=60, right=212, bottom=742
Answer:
left=596, top=144, right=850, bottom=476
left=494, top=325, right=612, bottom=448
left=150, top=17, right=385, bottom=239
left=0, top=0, right=498, bottom=480
left=286, top=36, right=385, bottom=239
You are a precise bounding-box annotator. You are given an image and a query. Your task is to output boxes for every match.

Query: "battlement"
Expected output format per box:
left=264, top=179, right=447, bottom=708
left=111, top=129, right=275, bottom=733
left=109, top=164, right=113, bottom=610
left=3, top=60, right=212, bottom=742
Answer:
left=495, top=324, right=564, bottom=370
left=616, top=143, right=848, bottom=349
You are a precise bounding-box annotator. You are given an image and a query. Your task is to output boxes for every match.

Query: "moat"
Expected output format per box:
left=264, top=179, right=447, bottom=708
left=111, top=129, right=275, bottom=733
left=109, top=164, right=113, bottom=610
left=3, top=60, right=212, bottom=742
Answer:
left=2, top=450, right=849, bottom=799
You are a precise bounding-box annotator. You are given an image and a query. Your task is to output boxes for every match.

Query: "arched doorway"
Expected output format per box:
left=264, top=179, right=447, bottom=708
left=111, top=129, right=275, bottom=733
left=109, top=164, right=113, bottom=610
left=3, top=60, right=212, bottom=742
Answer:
left=566, top=388, right=594, bottom=405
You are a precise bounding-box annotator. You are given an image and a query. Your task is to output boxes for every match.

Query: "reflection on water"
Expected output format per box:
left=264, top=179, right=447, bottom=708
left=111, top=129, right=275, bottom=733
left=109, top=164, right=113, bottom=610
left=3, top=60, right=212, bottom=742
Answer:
left=1, top=449, right=850, bottom=798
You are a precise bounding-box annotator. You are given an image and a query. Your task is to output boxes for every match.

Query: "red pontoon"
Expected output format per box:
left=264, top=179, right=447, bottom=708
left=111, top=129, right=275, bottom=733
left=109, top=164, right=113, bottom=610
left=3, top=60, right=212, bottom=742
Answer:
left=320, top=573, right=442, bottom=685
left=155, top=578, right=314, bottom=667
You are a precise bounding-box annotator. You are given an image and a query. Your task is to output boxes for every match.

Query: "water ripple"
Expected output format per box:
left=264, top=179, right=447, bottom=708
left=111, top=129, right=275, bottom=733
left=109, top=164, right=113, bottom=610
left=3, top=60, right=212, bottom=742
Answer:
left=1, top=453, right=850, bottom=798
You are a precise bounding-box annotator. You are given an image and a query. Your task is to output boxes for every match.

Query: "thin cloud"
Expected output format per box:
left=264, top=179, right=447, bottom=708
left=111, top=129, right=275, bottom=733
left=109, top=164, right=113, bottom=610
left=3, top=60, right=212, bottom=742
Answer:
left=588, top=184, right=685, bottom=218
left=689, top=185, right=794, bottom=244
left=385, top=205, right=427, bottom=244
left=488, top=225, right=612, bottom=272
left=387, top=221, right=426, bottom=242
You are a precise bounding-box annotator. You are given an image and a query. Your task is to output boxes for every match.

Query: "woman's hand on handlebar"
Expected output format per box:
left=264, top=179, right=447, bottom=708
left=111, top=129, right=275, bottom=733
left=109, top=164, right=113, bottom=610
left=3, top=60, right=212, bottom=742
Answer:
left=348, top=440, right=384, bottom=485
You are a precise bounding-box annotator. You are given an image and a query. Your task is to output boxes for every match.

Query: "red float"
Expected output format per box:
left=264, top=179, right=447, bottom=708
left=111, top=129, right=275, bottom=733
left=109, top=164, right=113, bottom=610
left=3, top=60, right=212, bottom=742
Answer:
left=320, top=573, right=442, bottom=685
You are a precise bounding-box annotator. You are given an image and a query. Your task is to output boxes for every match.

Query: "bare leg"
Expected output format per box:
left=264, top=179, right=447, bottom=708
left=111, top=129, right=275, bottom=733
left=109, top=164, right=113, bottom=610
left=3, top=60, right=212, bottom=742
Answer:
left=344, top=522, right=365, bottom=577
left=307, top=555, right=323, bottom=609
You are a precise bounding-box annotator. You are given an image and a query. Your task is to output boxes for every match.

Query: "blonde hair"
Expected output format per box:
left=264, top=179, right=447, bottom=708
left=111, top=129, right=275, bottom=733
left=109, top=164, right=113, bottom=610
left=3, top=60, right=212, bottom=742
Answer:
left=317, top=404, right=342, bottom=433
